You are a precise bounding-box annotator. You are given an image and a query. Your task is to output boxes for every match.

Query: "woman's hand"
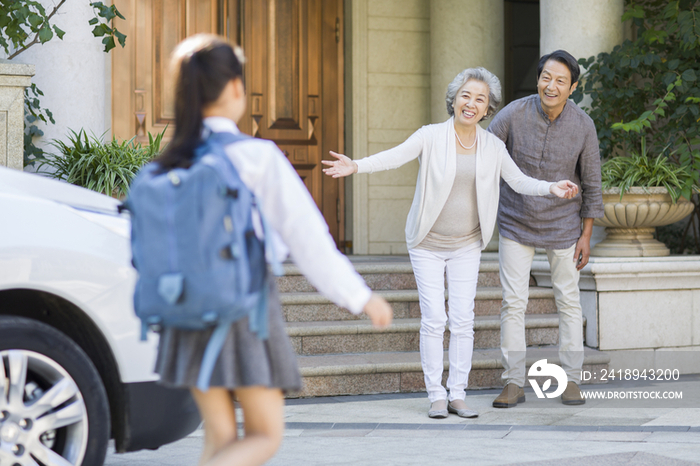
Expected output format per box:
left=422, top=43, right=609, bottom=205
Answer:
left=322, top=151, right=358, bottom=178
left=550, top=180, right=579, bottom=199
left=363, top=293, right=393, bottom=328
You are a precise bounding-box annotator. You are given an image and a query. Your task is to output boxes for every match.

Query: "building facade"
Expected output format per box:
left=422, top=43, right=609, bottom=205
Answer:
left=10, top=0, right=626, bottom=255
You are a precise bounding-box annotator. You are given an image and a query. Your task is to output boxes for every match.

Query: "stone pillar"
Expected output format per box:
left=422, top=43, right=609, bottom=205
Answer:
left=540, top=0, right=624, bottom=60
left=0, top=61, right=35, bottom=170
left=430, top=0, right=504, bottom=124
left=540, top=0, right=625, bottom=253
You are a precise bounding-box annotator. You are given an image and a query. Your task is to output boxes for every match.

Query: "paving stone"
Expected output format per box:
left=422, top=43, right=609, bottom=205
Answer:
left=575, top=431, right=653, bottom=442
left=300, top=429, right=373, bottom=437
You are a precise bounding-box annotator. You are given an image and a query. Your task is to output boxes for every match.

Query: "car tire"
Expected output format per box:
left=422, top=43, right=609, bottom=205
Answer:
left=0, top=315, right=110, bottom=466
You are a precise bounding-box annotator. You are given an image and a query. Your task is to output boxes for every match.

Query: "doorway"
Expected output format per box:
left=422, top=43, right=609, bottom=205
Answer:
left=111, top=0, right=346, bottom=245
left=504, top=0, right=540, bottom=104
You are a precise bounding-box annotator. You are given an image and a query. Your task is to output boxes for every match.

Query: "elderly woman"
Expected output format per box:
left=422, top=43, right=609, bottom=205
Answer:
left=323, top=68, right=578, bottom=419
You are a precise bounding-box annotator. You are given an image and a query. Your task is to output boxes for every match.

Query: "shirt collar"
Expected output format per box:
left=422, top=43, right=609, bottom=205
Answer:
left=202, top=117, right=241, bottom=135
left=534, top=94, right=571, bottom=124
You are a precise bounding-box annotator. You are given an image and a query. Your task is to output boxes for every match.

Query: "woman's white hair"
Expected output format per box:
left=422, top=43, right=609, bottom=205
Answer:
left=445, top=67, right=502, bottom=120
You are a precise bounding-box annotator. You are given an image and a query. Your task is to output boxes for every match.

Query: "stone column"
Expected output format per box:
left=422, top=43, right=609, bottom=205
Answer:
left=0, top=61, right=35, bottom=170
left=430, top=0, right=504, bottom=124
left=540, top=0, right=625, bottom=253
left=540, top=0, right=624, bottom=60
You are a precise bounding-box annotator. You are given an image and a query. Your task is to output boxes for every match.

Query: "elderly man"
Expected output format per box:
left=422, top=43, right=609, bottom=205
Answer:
left=488, top=49, right=604, bottom=407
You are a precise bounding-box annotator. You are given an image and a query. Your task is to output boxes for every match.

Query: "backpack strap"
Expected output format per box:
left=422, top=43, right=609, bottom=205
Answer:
left=196, top=283, right=269, bottom=392
left=199, top=131, right=285, bottom=276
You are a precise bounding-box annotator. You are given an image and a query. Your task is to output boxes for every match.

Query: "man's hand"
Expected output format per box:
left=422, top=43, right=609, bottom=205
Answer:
left=574, top=218, right=595, bottom=270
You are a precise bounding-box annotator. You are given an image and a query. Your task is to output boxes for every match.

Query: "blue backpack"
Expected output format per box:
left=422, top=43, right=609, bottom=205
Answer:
left=125, top=131, right=280, bottom=390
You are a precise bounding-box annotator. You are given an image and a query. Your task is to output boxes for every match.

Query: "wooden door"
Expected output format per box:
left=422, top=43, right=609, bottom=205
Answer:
left=111, top=0, right=345, bottom=246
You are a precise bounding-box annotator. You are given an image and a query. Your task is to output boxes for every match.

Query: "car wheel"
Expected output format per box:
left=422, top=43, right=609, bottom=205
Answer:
left=0, top=316, right=110, bottom=466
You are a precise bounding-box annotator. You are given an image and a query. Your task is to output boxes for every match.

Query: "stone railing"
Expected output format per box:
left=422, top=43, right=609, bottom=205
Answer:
left=0, top=60, right=35, bottom=170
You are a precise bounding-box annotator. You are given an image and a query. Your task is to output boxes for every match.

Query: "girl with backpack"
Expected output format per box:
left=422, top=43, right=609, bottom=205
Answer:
left=151, top=34, right=392, bottom=466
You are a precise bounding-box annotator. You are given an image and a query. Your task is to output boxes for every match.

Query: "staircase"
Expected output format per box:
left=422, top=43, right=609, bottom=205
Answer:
left=277, top=253, right=609, bottom=398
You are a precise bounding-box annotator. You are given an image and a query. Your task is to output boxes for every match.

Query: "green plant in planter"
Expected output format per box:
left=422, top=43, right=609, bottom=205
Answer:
left=38, top=129, right=165, bottom=199
left=0, top=1, right=127, bottom=166
left=601, top=137, right=698, bottom=203
left=573, top=0, right=700, bottom=252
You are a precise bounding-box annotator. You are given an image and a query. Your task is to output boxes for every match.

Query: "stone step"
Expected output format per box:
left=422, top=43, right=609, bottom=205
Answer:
left=292, top=346, right=609, bottom=398
left=281, top=287, right=558, bottom=322
left=286, top=314, right=577, bottom=355
left=275, top=253, right=530, bottom=293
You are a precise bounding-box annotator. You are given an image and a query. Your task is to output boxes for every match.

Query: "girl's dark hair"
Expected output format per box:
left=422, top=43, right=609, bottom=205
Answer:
left=155, top=34, right=245, bottom=170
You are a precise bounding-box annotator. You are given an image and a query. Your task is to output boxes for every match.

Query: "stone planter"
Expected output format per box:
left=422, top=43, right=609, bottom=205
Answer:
left=591, top=187, right=695, bottom=257
left=0, top=60, right=35, bottom=170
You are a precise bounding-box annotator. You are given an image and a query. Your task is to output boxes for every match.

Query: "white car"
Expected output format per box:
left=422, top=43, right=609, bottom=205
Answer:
left=0, top=166, right=200, bottom=465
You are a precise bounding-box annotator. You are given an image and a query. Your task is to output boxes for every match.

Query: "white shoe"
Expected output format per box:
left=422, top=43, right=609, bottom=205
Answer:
left=428, top=399, right=448, bottom=418
left=448, top=399, right=478, bottom=418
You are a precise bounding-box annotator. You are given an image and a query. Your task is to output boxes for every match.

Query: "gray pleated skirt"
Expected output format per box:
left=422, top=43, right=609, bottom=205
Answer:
left=154, top=280, right=303, bottom=392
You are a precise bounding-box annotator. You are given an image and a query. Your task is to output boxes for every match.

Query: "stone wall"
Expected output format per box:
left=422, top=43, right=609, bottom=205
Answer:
left=0, top=62, right=34, bottom=169
left=6, top=1, right=110, bottom=160
left=350, top=0, right=430, bottom=254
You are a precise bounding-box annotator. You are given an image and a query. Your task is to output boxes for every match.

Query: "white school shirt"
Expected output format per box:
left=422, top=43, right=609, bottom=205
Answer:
left=203, top=117, right=371, bottom=315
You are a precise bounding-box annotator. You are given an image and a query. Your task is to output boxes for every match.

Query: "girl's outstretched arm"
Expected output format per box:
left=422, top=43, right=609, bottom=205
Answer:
left=363, top=293, right=393, bottom=328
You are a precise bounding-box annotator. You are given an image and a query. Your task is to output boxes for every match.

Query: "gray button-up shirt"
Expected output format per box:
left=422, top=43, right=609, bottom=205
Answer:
left=488, top=95, right=604, bottom=249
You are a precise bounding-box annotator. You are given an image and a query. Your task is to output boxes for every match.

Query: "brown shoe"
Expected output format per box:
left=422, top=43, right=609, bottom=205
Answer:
left=492, top=383, right=526, bottom=408
left=561, top=382, right=585, bottom=405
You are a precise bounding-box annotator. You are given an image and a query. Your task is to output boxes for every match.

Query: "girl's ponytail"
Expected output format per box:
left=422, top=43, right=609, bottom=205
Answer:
left=155, top=34, right=245, bottom=170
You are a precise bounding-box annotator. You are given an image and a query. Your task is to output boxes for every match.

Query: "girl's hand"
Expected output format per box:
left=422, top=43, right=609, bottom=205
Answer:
left=363, top=293, right=393, bottom=328
left=322, top=151, right=358, bottom=178
left=550, top=180, right=579, bottom=199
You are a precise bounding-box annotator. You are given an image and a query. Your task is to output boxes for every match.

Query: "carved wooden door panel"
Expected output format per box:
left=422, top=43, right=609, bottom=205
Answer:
left=112, top=0, right=219, bottom=144
left=237, top=0, right=345, bottom=245
left=111, top=0, right=344, bottom=245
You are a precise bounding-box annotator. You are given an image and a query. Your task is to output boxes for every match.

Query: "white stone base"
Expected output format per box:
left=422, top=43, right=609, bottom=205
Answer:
left=532, top=256, right=700, bottom=365
left=591, top=227, right=670, bottom=257
left=606, top=347, right=700, bottom=375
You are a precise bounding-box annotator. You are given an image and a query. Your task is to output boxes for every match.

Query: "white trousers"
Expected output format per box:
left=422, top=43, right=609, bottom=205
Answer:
left=498, top=235, right=584, bottom=387
left=409, top=242, right=481, bottom=402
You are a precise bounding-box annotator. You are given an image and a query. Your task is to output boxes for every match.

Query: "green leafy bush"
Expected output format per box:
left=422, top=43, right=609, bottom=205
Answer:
left=573, top=0, right=700, bottom=252
left=601, top=138, right=698, bottom=203
left=37, top=129, right=165, bottom=198
left=0, top=1, right=127, bottom=166
left=573, top=0, right=700, bottom=164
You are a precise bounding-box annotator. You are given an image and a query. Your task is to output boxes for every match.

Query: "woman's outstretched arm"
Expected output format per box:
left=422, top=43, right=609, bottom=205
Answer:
left=323, top=126, right=426, bottom=177
left=322, top=151, right=358, bottom=178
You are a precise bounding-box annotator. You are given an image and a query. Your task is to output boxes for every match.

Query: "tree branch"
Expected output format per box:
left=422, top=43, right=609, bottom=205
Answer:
left=8, top=0, right=67, bottom=59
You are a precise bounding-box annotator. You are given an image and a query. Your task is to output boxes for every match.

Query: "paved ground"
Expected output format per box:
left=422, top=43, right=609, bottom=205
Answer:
left=105, top=376, right=700, bottom=465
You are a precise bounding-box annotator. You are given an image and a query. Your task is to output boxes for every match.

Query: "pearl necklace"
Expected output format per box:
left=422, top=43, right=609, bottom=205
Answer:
left=455, top=131, right=477, bottom=150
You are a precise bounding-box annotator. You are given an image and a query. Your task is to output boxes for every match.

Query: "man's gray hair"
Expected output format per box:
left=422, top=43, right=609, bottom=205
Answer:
left=445, top=67, right=502, bottom=120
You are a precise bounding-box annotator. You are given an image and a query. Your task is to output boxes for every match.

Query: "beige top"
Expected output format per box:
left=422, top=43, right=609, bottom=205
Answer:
left=417, top=153, right=481, bottom=251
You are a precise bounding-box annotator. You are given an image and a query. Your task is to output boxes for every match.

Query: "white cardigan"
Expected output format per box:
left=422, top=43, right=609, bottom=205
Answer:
left=355, top=118, right=554, bottom=250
